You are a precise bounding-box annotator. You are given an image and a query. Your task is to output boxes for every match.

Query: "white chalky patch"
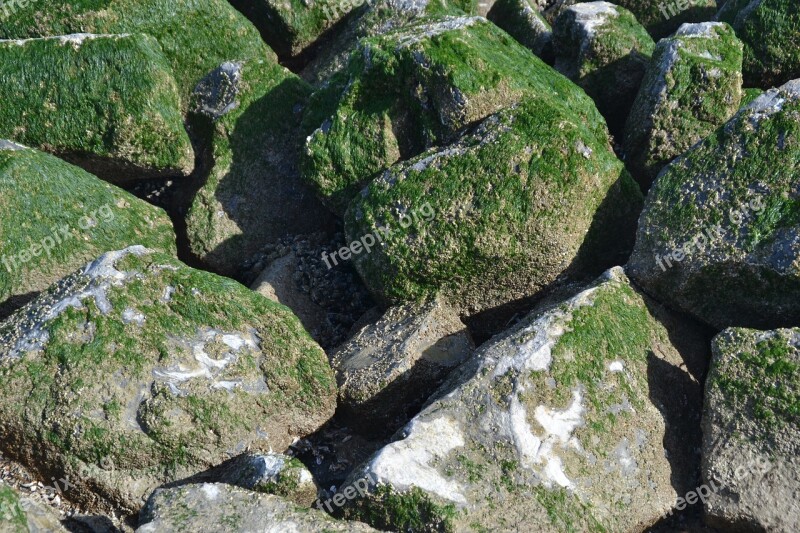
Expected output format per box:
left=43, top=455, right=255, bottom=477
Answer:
left=675, top=22, right=724, bottom=38
left=121, top=308, right=145, bottom=326
left=608, top=360, right=624, bottom=372
left=0, top=33, right=132, bottom=48
left=200, top=483, right=220, bottom=500
left=396, top=16, right=483, bottom=48
left=367, top=416, right=467, bottom=504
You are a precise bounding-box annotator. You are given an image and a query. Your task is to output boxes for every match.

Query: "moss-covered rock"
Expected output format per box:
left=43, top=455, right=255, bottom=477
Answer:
left=0, top=34, right=193, bottom=182
left=137, top=483, right=378, bottom=532
left=627, top=79, right=800, bottom=330
left=716, top=0, right=800, bottom=88
left=184, top=60, right=334, bottom=275
left=0, top=143, right=176, bottom=313
left=702, top=327, right=799, bottom=532
left=302, top=15, right=617, bottom=214
left=553, top=2, right=655, bottom=137
left=344, top=98, right=642, bottom=317
left=0, top=0, right=273, bottom=108
left=623, top=22, right=743, bottom=189
left=0, top=247, right=336, bottom=515
left=487, top=0, right=553, bottom=61
left=342, top=267, right=708, bottom=532
left=616, top=0, right=717, bottom=39
left=0, top=482, right=67, bottom=532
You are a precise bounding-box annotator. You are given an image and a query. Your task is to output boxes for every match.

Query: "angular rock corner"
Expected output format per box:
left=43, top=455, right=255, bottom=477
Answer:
left=0, top=247, right=336, bottom=514
left=340, top=267, right=709, bottom=532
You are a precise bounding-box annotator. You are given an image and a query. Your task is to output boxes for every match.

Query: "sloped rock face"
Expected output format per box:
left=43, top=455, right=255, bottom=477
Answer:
left=0, top=0, right=273, bottom=107
left=717, top=0, right=800, bottom=88
left=488, top=0, right=553, bottom=60
left=0, top=247, right=336, bottom=514
left=184, top=60, right=334, bottom=275
left=301, top=15, right=615, bottom=214
left=702, top=328, right=800, bottom=532
left=332, top=297, right=473, bottom=434
left=0, top=483, right=67, bottom=533
left=136, top=483, right=378, bottom=532
left=624, top=22, right=743, bottom=188
left=553, top=1, right=655, bottom=136
left=0, top=144, right=176, bottom=313
left=628, top=79, right=800, bottom=330
left=342, top=267, right=707, bottom=532
left=0, top=34, right=193, bottom=182
left=345, top=99, right=642, bottom=317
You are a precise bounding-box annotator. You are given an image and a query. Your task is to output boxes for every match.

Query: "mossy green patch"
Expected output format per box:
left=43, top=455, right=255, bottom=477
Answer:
left=0, top=485, right=26, bottom=532
left=344, top=484, right=458, bottom=533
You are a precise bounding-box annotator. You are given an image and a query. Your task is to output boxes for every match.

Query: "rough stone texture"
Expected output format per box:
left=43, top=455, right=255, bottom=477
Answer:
left=332, top=297, right=473, bottom=435
left=702, top=327, right=800, bottom=532
left=616, top=0, right=717, bottom=39
left=553, top=2, right=655, bottom=137
left=345, top=98, right=643, bottom=318
left=136, top=483, right=378, bottom=532
left=184, top=60, right=335, bottom=275
left=487, top=0, right=553, bottom=61
left=0, top=0, right=273, bottom=108
left=627, top=79, right=800, bottom=330
left=0, top=247, right=336, bottom=515
left=623, top=22, right=743, bottom=189
left=0, top=34, right=193, bottom=182
left=717, top=0, right=800, bottom=88
left=0, top=144, right=177, bottom=315
left=302, top=15, right=615, bottom=214
left=341, top=267, right=708, bottom=532
left=0, top=483, right=67, bottom=533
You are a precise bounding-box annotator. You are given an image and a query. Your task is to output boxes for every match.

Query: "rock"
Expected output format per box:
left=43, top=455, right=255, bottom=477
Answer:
left=184, top=60, right=334, bottom=275
left=136, top=483, right=378, bottom=532
left=341, top=267, right=708, bottom=532
left=740, top=86, right=764, bottom=108
left=0, top=144, right=176, bottom=315
left=623, top=22, right=743, bottom=189
left=553, top=2, right=655, bottom=137
left=183, top=453, right=319, bottom=506
left=0, top=483, right=67, bottom=533
left=0, top=34, right=193, bottom=182
left=616, top=0, right=717, bottom=39
left=0, top=247, right=336, bottom=515
left=0, top=0, right=273, bottom=107
left=332, top=297, right=473, bottom=435
left=487, top=0, right=554, bottom=61
left=717, top=0, right=800, bottom=88
left=345, top=98, right=643, bottom=318
left=627, top=79, right=800, bottom=330
left=702, top=327, right=800, bottom=532
left=302, top=15, right=613, bottom=214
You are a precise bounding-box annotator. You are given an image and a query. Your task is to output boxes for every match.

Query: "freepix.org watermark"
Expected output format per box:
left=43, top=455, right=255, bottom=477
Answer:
left=1, top=203, right=115, bottom=274
left=658, top=0, right=707, bottom=21
left=314, top=472, right=377, bottom=513
left=0, top=0, right=39, bottom=21
left=654, top=196, right=765, bottom=272
left=322, top=202, right=435, bottom=269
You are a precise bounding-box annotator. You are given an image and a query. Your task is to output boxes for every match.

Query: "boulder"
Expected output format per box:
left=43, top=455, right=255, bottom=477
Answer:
left=616, top=0, right=717, bottom=39
left=183, top=60, right=334, bottom=275
left=623, top=22, right=743, bottom=188
left=0, top=34, right=193, bottom=182
left=702, top=327, right=800, bottom=532
left=717, top=0, right=800, bottom=88
left=345, top=98, right=643, bottom=317
left=332, top=297, right=473, bottom=434
left=487, top=0, right=553, bottom=61
left=0, top=483, right=67, bottom=533
left=0, top=143, right=176, bottom=314
left=136, top=483, right=378, bottom=532
left=341, top=267, right=708, bottom=532
left=0, top=247, right=336, bottom=515
left=553, top=2, right=655, bottom=136
left=627, top=79, right=800, bottom=330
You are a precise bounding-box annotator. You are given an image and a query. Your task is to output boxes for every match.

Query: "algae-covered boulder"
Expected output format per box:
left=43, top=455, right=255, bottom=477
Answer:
left=628, top=79, right=800, bottom=330
left=623, top=22, right=743, bottom=188
left=345, top=99, right=642, bottom=317
left=0, top=247, right=336, bottom=514
left=0, top=34, right=193, bottom=182
left=184, top=60, right=333, bottom=274
left=616, top=0, right=717, bottom=39
left=136, top=483, right=378, bottom=532
left=0, top=143, right=176, bottom=313
left=553, top=2, right=655, bottom=136
left=0, top=483, right=68, bottom=533
left=0, top=0, right=273, bottom=107
left=702, top=328, right=799, bottom=532
left=302, top=15, right=616, bottom=214
left=717, top=0, right=800, bottom=88
left=487, top=0, right=553, bottom=61
left=342, top=267, right=708, bottom=532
